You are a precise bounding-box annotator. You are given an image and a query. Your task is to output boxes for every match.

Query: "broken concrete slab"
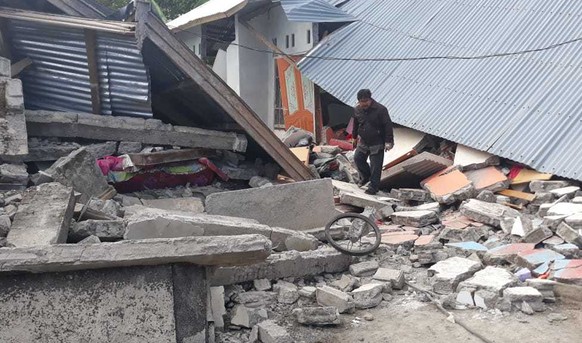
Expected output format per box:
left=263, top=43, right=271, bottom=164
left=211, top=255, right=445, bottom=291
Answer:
left=503, top=287, right=544, bottom=307
left=42, top=147, right=111, bottom=201
left=463, top=166, right=509, bottom=193
left=0, top=234, right=271, bottom=273
left=476, top=190, right=497, bottom=203
left=372, top=268, right=405, bottom=289
left=210, top=286, right=226, bottom=329
left=316, top=285, right=355, bottom=314
left=117, top=141, right=143, bottom=154
left=556, top=222, right=582, bottom=248
left=391, top=210, right=438, bottom=228
left=231, top=305, right=268, bottom=328
left=473, top=289, right=499, bottom=310
left=393, top=188, right=431, bottom=202
left=530, top=180, right=571, bottom=193
left=395, top=202, right=441, bottom=214
left=69, top=220, right=125, bottom=242
left=547, top=203, right=582, bottom=217
left=84, top=141, right=117, bottom=159
left=351, top=283, right=384, bottom=309
left=331, top=274, right=359, bottom=292
left=292, top=306, right=341, bottom=326
left=257, top=320, right=292, bottom=343
left=445, top=242, right=488, bottom=253
left=381, top=232, right=419, bottom=248
left=484, top=243, right=536, bottom=264
left=234, top=291, right=277, bottom=308
left=339, top=192, right=393, bottom=210
left=6, top=182, right=75, bottom=247
left=78, top=235, right=101, bottom=244
left=0, top=163, right=28, bottom=187
left=551, top=259, right=582, bottom=285
left=206, top=179, right=337, bottom=230
left=26, top=110, right=248, bottom=153
left=253, top=279, right=271, bottom=291
left=428, top=257, right=482, bottom=294
left=460, top=199, right=521, bottom=228
left=0, top=78, right=28, bottom=157
left=522, top=226, right=554, bottom=245
left=209, top=248, right=351, bottom=286
left=552, top=243, right=579, bottom=258
left=0, top=215, right=11, bottom=237
left=454, top=145, right=500, bottom=170
left=349, top=261, right=379, bottom=277
left=458, top=266, right=518, bottom=295
left=515, top=249, right=565, bottom=270
left=422, top=167, right=476, bottom=205
left=565, top=213, right=582, bottom=230
left=274, top=281, right=299, bottom=304
left=141, top=197, right=205, bottom=214
left=550, top=186, right=580, bottom=199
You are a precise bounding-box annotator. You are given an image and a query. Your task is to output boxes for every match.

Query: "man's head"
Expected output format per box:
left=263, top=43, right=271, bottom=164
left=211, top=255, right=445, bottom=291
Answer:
left=357, top=89, right=373, bottom=109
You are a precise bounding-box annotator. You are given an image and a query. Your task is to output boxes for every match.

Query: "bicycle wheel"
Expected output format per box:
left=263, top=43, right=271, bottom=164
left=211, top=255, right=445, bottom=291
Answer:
left=325, top=213, right=381, bottom=256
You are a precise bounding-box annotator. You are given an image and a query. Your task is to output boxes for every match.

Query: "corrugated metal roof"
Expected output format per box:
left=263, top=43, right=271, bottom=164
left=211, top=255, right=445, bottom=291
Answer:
left=10, top=19, right=152, bottom=117
left=280, top=0, right=355, bottom=22
left=167, top=0, right=247, bottom=32
left=299, top=0, right=582, bottom=180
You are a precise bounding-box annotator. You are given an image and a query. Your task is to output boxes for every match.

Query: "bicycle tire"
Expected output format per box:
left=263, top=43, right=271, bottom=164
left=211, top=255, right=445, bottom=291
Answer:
left=325, top=213, right=381, bottom=256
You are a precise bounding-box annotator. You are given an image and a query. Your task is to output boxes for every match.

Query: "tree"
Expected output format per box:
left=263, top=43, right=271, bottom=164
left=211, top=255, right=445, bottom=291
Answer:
left=96, top=0, right=208, bottom=21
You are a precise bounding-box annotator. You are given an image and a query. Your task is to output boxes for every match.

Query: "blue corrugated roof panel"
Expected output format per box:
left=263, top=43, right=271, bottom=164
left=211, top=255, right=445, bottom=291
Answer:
left=281, top=0, right=355, bottom=22
left=299, top=0, right=582, bottom=180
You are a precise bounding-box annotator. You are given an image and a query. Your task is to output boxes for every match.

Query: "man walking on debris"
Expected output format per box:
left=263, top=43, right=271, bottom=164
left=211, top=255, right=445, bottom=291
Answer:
left=352, top=89, right=394, bottom=195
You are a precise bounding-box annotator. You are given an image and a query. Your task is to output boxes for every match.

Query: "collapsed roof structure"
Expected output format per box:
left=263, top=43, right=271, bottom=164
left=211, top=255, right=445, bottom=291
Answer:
left=0, top=0, right=313, bottom=181
left=296, top=0, right=582, bottom=181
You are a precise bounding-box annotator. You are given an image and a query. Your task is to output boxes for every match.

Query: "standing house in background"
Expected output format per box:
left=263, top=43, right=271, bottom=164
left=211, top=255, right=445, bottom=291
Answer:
left=168, top=0, right=354, bottom=138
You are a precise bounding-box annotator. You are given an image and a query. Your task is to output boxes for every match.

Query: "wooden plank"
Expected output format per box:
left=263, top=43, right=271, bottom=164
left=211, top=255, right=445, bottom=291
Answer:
left=128, top=148, right=216, bottom=167
left=139, top=11, right=313, bottom=181
left=383, top=149, right=417, bottom=170
left=0, top=7, right=135, bottom=34
left=84, top=29, right=101, bottom=115
left=11, top=58, right=32, bottom=77
left=511, top=168, right=553, bottom=185
left=498, top=189, right=536, bottom=202
left=290, top=147, right=310, bottom=166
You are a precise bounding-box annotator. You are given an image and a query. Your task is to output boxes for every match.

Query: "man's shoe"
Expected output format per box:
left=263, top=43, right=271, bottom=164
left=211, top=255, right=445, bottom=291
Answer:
left=365, top=188, right=378, bottom=195
left=357, top=178, right=370, bottom=188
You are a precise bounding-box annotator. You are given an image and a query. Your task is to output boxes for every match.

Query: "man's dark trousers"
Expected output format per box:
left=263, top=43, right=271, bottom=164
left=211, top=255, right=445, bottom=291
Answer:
left=354, top=144, right=384, bottom=192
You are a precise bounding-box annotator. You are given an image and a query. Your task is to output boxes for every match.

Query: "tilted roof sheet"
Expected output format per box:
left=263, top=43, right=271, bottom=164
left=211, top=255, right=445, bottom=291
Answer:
left=299, top=0, right=582, bottom=180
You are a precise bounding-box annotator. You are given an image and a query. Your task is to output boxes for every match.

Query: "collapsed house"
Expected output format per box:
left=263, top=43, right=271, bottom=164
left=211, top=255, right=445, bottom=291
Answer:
left=0, top=1, right=581, bottom=343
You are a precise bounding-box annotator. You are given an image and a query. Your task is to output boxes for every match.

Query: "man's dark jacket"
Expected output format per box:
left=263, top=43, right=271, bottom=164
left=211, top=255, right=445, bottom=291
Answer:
left=353, top=100, right=394, bottom=147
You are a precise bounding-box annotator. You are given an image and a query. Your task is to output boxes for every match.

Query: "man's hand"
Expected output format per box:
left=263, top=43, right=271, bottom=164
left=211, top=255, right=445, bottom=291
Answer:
left=385, top=142, right=394, bottom=151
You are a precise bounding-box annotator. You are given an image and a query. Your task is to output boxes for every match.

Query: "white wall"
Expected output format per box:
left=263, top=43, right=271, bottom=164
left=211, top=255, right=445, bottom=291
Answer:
left=267, top=5, right=314, bottom=55
left=175, top=26, right=202, bottom=57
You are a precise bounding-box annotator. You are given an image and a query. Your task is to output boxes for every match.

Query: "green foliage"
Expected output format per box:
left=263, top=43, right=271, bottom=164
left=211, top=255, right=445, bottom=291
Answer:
left=96, top=0, right=208, bottom=21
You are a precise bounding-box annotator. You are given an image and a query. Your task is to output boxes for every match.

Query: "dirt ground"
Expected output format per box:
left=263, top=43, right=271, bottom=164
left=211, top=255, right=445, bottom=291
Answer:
left=313, top=299, right=582, bottom=343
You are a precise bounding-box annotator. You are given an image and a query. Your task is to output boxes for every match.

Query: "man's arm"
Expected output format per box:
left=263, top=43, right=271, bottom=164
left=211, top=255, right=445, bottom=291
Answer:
left=382, top=108, right=394, bottom=146
left=351, top=108, right=359, bottom=148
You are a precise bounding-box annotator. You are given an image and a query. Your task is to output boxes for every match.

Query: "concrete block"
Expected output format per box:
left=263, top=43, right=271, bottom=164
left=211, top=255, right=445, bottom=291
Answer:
left=565, top=213, right=582, bottom=230
left=460, top=199, right=521, bottom=228
left=206, top=179, right=337, bottom=230
left=257, top=320, right=292, bottom=343
left=484, top=243, right=536, bottom=265
left=230, top=305, right=268, bottom=328
left=395, top=188, right=431, bottom=202
left=0, top=235, right=271, bottom=273
left=550, top=186, right=580, bottom=198
left=473, top=289, right=498, bottom=310
left=533, top=192, right=555, bottom=204
left=372, top=268, right=405, bottom=289
left=316, top=285, right=355, bottom=314
left=530, top=180, right=571, bottom=192
left=43, top=148, right=110, bottom=201
left=456, top=288, right=475, bottom=307
left=339, top=192, right=393, bottom=210
left=299, top=286, right=317, bottom=299
left=253, top=279, right=271, bottom=291
left=0, top=56, right=9, bottom=77
left=77, top=235, right=101, bottom=244
left=349, top=261, right=379, bottom=277
left=0, top=215, right=10, bottom=237
left=351, top=283, right=384, bottom=309
left=210, top=286, right=226, bottom=328
left=141, top=197, right=205, bottom=214
left=84, top=141, right=117, bottom=159
left=87, top=199, right=123, bottom=218
left=69, top=220, right=125, bottom=242
left=503, top=287, right=543, bottom=303
left=0, top=164, right=28, bottom=185
left=117, top=141, right=143, bottom=154
left=234, top=291, right=277, bottom=308
left=292, top=306, right=341, bottom=326
left=0, top=82, right=28, bottom=157
left=556, top=222, right=582, bottom=248
left=458, top=267, right=518, bottom=295
left=273, top=281, right=299, bottom=304
left=7, top=182, right=75, bottom=247
left=476, top=190, right=497, bottom=203
left=331, top=274, right=359, bottom=292
left=391, top=210, right=438, bottom=228
left=0, top=264, right=208, bottom=343
left=428, top=257, right=482, bottom=295
left=209, top=248, right=351, bottom=286
left=522, top=226, right=554, bottom=244
left=376, top=205, right=394, bottom=220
